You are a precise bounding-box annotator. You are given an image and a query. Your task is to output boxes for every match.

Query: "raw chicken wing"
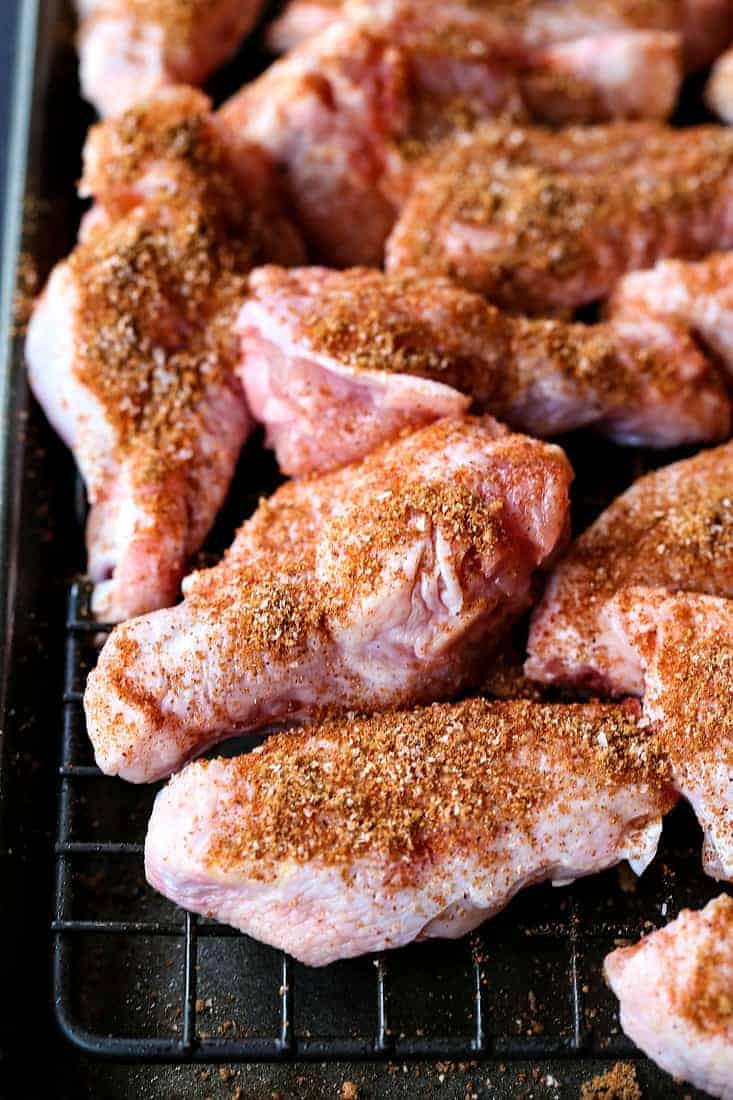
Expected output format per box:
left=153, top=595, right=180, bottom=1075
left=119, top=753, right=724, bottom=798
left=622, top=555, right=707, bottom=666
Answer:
left=221, top=17, right=681, bottom=264
left=84, top=417, right=572, bottom=781
left=386, top=122, right=733, bottom=313
left=604, top=589, right=733, bottom=879
left=526, top=441, right=733, bottom=695
left=239, top=264, right=730, bottom=476
left=76, top=0, right=267, bottom=116
left=609, top=253, right=733, bottom=378
left=606, top=894, right=733, bottom=1099
left=146, top=697, right=675, bottom=965
left=79, top=87, right=304, bottom=264
left=26, top=92, right=303, bottom=621
left=269, top=0, right=731, bottom=70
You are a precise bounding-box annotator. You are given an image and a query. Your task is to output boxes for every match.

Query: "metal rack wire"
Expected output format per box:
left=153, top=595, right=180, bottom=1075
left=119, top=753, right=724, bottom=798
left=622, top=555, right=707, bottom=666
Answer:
left=52, top=581, right=709, bottom=1065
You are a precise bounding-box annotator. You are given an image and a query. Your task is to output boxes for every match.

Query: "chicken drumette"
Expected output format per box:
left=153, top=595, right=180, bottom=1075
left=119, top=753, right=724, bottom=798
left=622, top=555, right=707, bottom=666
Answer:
left=221, top=15, right=683, bottom=264
left=85, top=416, right=572, bottom=781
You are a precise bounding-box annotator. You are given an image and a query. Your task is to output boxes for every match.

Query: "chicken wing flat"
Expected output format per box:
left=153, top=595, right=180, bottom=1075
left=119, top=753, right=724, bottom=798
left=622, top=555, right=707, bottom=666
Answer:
left=606, top=895, right=733, bottom=1100
left=386, top=122, right=733, bottom=314
left=84, top=417, right=572, bottom=782
left=708, top=47, right=733, bottom=123
left=145, top=697, right=674, bottom=965
left=76, top=0, right=267, bottom=116
left=26, top=91, right=303, bottom=621
left=238, top=264, right=730, bottom=476
left=526, top=442, right=733, bottom=695
left=604, top=589, right=733, bottom=880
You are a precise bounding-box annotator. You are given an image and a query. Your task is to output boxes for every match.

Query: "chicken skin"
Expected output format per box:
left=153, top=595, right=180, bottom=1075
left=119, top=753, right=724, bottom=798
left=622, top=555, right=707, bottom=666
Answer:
left=606, top=894, right=733, bottom=1099
left=526, top=441, right=733, bottom=695
left=269, top=0, right=732, bottom=70
left=79, top=87, right=305, bottom=264
left=26, top=91, right=303, bottom=622
left=708, top=47, right=733, bottom=124
left=76, top=0, right=267, bottom=117
left=238, top=265, right=730, bottom=477
left=84, top=417, right=572, bottom=782
left=267, top=0, right=344, bottom=51
left=604, top=589, right=733, bottom=880
left=609, top=253, right=733, bottom=378
left=386, top=122, right=733, bottom=314
left=145, top=697, right=675, bottom=966
left=220, top=17, right=681, bottom=265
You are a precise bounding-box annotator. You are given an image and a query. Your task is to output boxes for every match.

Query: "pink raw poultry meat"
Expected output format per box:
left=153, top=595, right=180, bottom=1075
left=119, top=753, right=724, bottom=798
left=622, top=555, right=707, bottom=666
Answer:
left=606, top=894, right=733, bottom=1099
left=75, top=0, right=267, bottom=116
left=218, top=19, right=520, bottom=265
left=78, top=88, right=305, bottom=263
left=604, top=589, right=733, bottom=880
left=84, top=417, right=572, bottom=782
left=26, top=92, right=303, bottom=622
left=610, top=253, right=733, bottom=378
left=269, top=0, right=731, bottom=69
left=145, top=697, right=675, bottom=965
left=526, top=441, right=733, bottom=695
left=238, top=264, right=730, bottom=477
left=220, top=14, right=681, bottom=264
left=386, top=121, right=733, bottom=314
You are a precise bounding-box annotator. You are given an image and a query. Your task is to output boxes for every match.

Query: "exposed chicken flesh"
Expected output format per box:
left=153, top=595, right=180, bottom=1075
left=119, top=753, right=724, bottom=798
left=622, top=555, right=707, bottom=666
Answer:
left=84, top=417, right=573, bottom=782
left=709, top=47, right=733, bottom=124
left=145, top=697, right=675, bottom=965
left=26, top=91, right=303, bottom=621
left=238, top=264, right=730, bottom=477
left=604, top=589, right=733, bottom=879
left=387, top=121, right=733, bottom=314
left=526, top=441, right=733, bottom=695
left=76, top=0, right=267, bottom=117
left=606, top=894, right=733, bottom=1099
left=220, top=18, right=681, bottom=265
left=609, top=253, right=733, bottom=378
left=269, top=0, right=732, bottom=70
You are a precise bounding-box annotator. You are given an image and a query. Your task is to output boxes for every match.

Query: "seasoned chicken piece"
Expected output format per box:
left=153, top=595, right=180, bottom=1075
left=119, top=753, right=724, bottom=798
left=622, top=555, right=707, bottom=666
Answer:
left=525, top=441, right=733, bottom=695
left=239, top=265, right=730, bottom=476
left=79, top=87, right=305, bottom=263
left=219, top=20, right=521, bottom=265
left=145, top=697, right=675, bottom=966
left=76, top=0, right=267, bottom=116
left=709, top=48, right=733, bottom=123
left=606, top=894, right=733, bottom=1099
left=387, top=121, right=733, bottom=314
left=270, top=0, right=729, bottom=70
left=221, top=17, right=681, bottom=265
left=609, top=254, right=733, bottom=378
left=84, top=417, right=572, bottom=782
left=604, top=589, right=733, bottom=879
left=26, top=93, right=303, bottom=622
